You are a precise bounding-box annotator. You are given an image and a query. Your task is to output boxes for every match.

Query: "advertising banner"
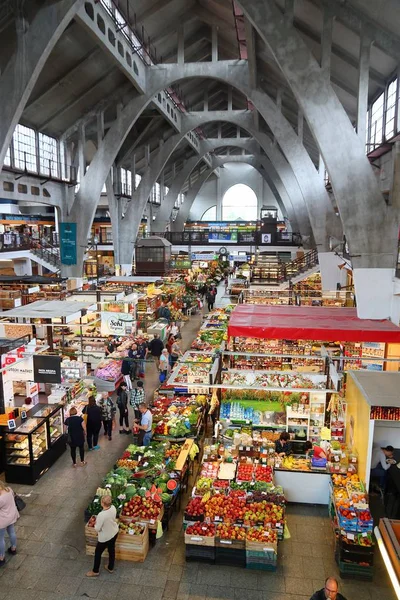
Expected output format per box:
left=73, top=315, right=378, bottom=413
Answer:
left=208, top=232, right=238, bottom=243
left=33, top=355, right=62, bottom=383
left=101, top=312, right=135, bottom=336
left=60, top=222, right=77, bottom=265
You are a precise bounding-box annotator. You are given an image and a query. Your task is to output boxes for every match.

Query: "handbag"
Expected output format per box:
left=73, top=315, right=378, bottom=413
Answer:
left=14, top=493, right=26, bottom=512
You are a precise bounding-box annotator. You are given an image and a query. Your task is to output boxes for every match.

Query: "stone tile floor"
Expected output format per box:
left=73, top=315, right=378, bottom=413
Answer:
left=0, top=292, right=397, bottom=600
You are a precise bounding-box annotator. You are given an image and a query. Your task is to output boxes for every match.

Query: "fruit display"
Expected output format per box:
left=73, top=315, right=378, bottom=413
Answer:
left=171, top=364, right=212, bottom=385
left=205, top=495, right=246, bottom=522
left=222, top=370, right=326, bottom=390
left=120, top=496, right=162, bottom=520
left=237, top=463, right=254, bottom=481
left=246, top=527, right=278, bottom=544
left=255, top=464, right=273, bottom=482
left=186, top=522, right=215, bottom=537
left=118, top=522, right=146, bottom=535
left=94, top=358, right=122, bottom=382
left=216, top=523, right=246, bottom=541
left=185, top=497, right=205, bottom=519
left=191, top=329, right=226, bottom=351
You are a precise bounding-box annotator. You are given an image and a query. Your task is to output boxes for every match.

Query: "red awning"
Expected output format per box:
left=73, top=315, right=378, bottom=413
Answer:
left=228, top=305, right=400, bottom=343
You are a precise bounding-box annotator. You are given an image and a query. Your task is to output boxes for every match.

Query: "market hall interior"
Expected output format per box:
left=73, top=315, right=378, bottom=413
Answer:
left=1, top=0, right=400, bottom=599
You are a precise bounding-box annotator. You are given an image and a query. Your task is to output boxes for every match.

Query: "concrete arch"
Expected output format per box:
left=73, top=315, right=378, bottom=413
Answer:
left=152, top=138, right=298, bottom=233
left=0, top=0, right=84, bottom=167
left=174, top=155, right=290, bottom=231
left=65, top=61, right=338, bottom=275
left=236, top=1, right=397, bottom=280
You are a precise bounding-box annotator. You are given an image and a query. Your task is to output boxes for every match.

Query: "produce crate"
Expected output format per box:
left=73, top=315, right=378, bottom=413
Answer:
left=85, top=524, right=149, bottom=562
left=215, top=546, right=246, bottom=567
left=120, top=505, right=164, bottom=530
left=246, top=539, right=278, bottom=554
left=246, top=550, right=277, bottom=571
left=184, top=512, right=204, bottom=522
left=185, top=532, right=215, bottom=547
left=185, top=543, right=215, bottom=563
left=338, top=559, right=373, bottom=581
left=215, top=537, right=246, bottom=551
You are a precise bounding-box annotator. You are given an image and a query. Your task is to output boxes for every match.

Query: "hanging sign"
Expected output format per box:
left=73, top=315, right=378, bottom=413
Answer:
left=33, top=355, right=62, bottom=384
left=60, top=222, right=77, bottom=265
left=1, top=353, right=34, bottom=382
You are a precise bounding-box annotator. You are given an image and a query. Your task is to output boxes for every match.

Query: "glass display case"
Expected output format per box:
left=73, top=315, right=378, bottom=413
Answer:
left=1, top=403, right=66, bottom=485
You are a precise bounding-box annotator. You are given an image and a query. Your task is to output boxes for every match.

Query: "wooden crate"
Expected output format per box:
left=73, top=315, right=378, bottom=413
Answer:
left=119, top=505, right=164, bottom=530
left=85, top=523, right=149, bottom=562
left=215, top=536, right=245, bottom=551
left=184, top=532, right=215, bottom=547
left=246, top=539, right=278, bottom=554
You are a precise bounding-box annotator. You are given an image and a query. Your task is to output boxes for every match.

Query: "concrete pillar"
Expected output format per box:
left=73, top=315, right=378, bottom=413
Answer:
left=353, top=268, right=398, bottom=321
left=320, top=10, right=333, bottom=82
left=13, top=258, right=32, bottom=276
left=212, top=26, right=218, bottom=62
left=216, top=176, right=222, bottom=220
left=177, top=25, right=185, bottom=64
left=285, top=0, right=294, bottom=23
left=97, top=111, right=104, bottom=147
left=297, top=109, right=303, bottom=142
left=357, top=29, right=371, bottom=144
left=390, top=141, right=400, bottom=208
left=78, top=124, right=86, bottom=179
left=318, top=252, right=347, bottom=291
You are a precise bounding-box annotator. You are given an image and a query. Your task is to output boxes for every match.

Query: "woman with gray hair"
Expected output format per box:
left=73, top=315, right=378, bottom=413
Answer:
left=0, top=480, right=19, bottom=567
left=86, top=495, right=119, bottom=577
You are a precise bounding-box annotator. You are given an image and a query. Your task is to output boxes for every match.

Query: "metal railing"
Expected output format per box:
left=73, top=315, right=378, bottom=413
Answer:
left=251, top=249, right=319, bottom=284
left=139, top=231, right=302, bottom=246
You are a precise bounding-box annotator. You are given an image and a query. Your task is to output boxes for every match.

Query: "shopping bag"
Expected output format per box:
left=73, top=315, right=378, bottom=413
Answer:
left=283, top=522, right=291, bottom=539
left=14, top=494, right=26, bottom=512
left=159, top=371, right=167, bottom=383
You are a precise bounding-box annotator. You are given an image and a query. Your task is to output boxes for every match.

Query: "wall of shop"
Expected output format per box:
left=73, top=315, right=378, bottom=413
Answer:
left=372, top=421, right=400, bottom=449
left=345, top=375, right=372, bottom=484
left=189, top=163, right=283, bottom=223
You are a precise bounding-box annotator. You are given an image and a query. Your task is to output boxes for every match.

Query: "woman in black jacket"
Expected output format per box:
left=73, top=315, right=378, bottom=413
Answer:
left=117, top=382, right=129, bottom=434
left=65, top=407, right=86, bottom=467
left=84, top=396, right=102, bottom=450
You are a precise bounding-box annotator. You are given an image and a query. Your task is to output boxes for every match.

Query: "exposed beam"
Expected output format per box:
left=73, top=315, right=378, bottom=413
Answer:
left=38, top=67, right=117, bottom=131
left=117, top=116, right=164, bottom=166
left=315, top=0, right=400, bottom=61
left=136, top=0, right=176, bottom=22
left=25, top=48, right=101, bottom=111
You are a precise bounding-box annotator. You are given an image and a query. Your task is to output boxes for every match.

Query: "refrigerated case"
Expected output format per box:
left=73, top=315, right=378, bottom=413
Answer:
left=1, top=403, right=66, bottom=484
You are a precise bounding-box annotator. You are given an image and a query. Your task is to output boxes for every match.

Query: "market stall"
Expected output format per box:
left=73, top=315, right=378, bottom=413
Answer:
left=227, top=305, right=400, bottom=373
left=344, top=371, right=400, bottom=490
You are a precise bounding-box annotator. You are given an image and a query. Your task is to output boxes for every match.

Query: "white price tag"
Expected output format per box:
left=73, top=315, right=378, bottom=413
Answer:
left=246, top=446, right=251, bottom=451
left=362, top=532, right=368, bottom=538
left=220, top=540, right=232, bottom=545
left=150, top=519, right=155, bottom=524
left=128, top=530, right=134, bottom=536
left=347, top=533, right=355, bottom=540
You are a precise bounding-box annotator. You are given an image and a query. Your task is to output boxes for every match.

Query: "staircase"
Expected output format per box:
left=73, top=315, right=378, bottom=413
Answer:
left=31, top=244, right=61, bottom=273
left=251, top=249, right=319, bottom=287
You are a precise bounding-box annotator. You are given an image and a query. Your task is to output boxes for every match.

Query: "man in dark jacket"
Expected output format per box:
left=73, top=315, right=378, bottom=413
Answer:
left=146, top=334, right=164, bottom=369
left=310, top=578, right=347, bottom=600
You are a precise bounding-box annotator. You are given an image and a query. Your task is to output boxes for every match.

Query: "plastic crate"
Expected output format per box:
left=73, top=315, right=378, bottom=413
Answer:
left=246, top=549, right=277, bottom=571
left=338, top=559, right=373, bottom=581
left=215, top=547, right=246, bottom=567
left=185, top=543, right=215, bottom=563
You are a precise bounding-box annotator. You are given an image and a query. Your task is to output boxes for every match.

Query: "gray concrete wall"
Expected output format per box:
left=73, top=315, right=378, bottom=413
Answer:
left=189, top=162, right=282, bottom=222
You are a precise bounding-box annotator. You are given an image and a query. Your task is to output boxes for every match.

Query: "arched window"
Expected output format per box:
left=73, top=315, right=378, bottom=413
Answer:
left=222, top=184, right=257, bottom=221
left=201, top=206, right=217, bottom=221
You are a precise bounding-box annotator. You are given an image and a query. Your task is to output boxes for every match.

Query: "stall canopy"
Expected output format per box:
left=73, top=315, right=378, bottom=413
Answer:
left=1, top=300, right=95, bottom=321
left=228, top=305, right=400, bottom=343
left=349, top=371, right=400, bottom=407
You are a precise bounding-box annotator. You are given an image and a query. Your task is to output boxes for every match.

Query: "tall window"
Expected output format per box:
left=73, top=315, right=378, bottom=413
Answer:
left=4, top=146, right=11, bottom=167
left=149, top=182, right=161, bottom=205
left=175, top=192, right=185, bottom=208
left=120, top=168, right=132, bottom=195
left=13, top=124, right=37, bottom=172
left=201, top=206, right=217, bottom=221
left=222, top=184, right=257, bottom=221
left=135, top=174, right=142, bottom=189
left=385, top=79, right=397, bottom=140
left=39, top=132, right=58, bottom=177
left=370, top=93, right=384, bottom=149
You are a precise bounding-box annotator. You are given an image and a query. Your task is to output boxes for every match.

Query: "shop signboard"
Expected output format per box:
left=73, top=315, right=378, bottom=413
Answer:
left=261, top=233, right=272, bottom=244
left=361, top=341, right=385, bottom=371
left=1, top=353, right=34, bottom=382
left=229, top=255, right=249, bottom=262
left=60, top=222, right=77, bottom=265
left=191, top=253, right=217, bottom=261
left=33, top=355, right=62, bottom=383
left=208, top=232, right=238, bottom=243
left=101, top=312, right=135, bottom=336
left=171, top=259, right=191, bottom=269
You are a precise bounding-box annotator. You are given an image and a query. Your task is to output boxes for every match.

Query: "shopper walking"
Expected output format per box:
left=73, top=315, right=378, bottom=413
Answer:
left=159, top=348, right=169, bottom=383
left=86, top=495, right=119, bottom=578
left=128, top=343, right=138, bottom=382
left=117, top=382, right=129, bottom=434
left=0, top=480, right=19, bottom=567
left=146, top=333, right=164, bottom=369
left=206, top=289, right=216, bottom=312
left=120, top=353, right=133, bottom=390
left=130, top=380, right=146, bottom=422
left=84, top=396, right=102, bottom=450
left=136, top=403, right=153, bottom=446
left=136, top=336, right=147, bottom=378
left=65, top=406, right=86, bottom=467
left=309, top=577, right=347, bottom=600
left=169, top=338, right=183, bottom=369
left=99, top=391, right=116, bottom=441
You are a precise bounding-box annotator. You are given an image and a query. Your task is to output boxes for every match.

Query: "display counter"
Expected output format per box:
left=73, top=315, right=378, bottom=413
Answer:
left=274, top=469, right=331, bottom=504
left=1, top=403, right=66, bottom=485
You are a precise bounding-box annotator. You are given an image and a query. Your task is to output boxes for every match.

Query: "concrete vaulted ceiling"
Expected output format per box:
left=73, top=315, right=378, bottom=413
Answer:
left=1, top=0, right=400, bottom=291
